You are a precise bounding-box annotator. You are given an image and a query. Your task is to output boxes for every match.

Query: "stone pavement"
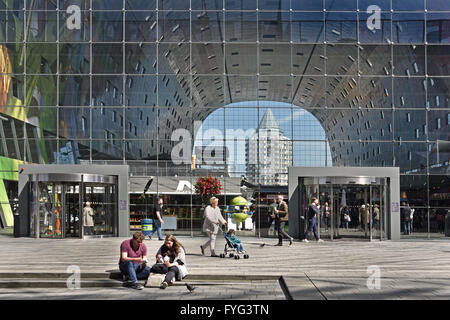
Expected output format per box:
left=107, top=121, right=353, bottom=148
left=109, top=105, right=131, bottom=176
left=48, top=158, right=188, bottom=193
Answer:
left=0, top=235, right=450, bottom=299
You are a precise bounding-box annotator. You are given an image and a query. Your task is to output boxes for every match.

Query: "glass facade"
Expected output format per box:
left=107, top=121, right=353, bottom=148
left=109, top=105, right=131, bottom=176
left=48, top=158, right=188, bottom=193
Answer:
left=0, top=0, right=449, bottom=238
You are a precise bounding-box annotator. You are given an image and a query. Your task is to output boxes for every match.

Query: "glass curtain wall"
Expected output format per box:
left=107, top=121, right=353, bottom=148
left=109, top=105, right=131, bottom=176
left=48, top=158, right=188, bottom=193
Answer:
left=0, top=0, right=448, bottom=238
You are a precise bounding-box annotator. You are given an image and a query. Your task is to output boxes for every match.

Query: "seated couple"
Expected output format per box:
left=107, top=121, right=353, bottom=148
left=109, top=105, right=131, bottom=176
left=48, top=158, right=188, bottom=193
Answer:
left=119, top=232, right=188, bottom=290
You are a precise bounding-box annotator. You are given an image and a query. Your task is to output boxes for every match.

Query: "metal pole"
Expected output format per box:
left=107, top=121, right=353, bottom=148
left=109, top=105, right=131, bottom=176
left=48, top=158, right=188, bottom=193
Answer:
left=330, top=183, right=334, bottom=241
left=369, top=184, right=373, bottom=242
left=317, top=181, right=321, bottom=239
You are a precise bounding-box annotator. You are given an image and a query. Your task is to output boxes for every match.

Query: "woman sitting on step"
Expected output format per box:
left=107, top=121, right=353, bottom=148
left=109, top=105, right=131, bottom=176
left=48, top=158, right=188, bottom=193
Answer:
left=153, top=234, right=188, bottom=289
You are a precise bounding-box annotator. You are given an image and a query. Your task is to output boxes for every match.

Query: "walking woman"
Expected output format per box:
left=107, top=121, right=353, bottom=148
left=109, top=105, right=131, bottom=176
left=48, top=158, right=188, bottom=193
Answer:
left=156, top=234, right=188, bottom=289
left=200, top=196, right=227, bottom=257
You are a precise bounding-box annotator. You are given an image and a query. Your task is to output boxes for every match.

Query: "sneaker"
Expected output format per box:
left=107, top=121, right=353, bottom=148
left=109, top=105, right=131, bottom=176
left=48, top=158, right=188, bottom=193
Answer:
left=301, top=239, right=309, bottom=243
left=130, top=283, right=144, bottom=290
left=200, top=245, right=205, bottom=256
left=160, top=281, right=168, bottom=289
left=289, top=238, right=293, bottom=246
left=317, top=239, right=324, bottom=243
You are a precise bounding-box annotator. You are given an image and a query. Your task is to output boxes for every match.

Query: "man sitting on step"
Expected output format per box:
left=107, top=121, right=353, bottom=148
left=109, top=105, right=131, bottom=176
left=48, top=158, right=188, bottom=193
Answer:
left=119, top=231, right=151, bottom=290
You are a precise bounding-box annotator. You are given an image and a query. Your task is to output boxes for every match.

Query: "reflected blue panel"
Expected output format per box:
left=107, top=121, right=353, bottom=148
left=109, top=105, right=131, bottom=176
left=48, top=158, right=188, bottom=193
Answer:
left=192, top=0, right=223, bottom=10
left=325, top=12, right=357, bottom=43
left=392, top=0, right=424, bottom=11
left=359, top=0, right=391, bottom=11
left=359, top=12, right=392, bottom=44
left=427, top=13, right=450, bottom=44
left=92, top=0, right=123, bottom=10
left=292, top=0, right=323, bottom=11
left=258, top=0, right=290, bottom=11
left=92, top=11, right=123, bottom=42
left=291, top=12, right=324, bottom=43
left=125, top=11, right=157, bottom=42
left=325, top=0, right=357, bottom=11
left=225, top=0, right=257, bottom=10
left=427, top=0, right=450, bottom=11
left=126, top=0, right=156, bottom=10
left=158, top=0, right=189, bottom=10
left=393, top=13, right=425, bottom=43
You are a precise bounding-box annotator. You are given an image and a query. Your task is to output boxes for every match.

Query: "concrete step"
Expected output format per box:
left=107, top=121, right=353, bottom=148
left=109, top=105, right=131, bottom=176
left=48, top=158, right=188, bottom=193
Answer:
left=0, top=272, right=283, bottom=290
left=0, top=278, right=278, bottom=289
left=0, top=272, right=280, bottom=282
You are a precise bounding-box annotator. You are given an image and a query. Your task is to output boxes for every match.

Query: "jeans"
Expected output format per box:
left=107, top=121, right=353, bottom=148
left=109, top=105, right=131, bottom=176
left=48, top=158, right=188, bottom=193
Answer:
left=304, top=217, right=319, bottom=241
left=149, top=219, right=163, bottom=240
left=164, top=266, right=180, bottom=283
left=236, top=243, right=244, bottom=253
left=324, top=216, right=330, bottom=229
left=119, top=261, right=151, bottom=284
left=404, top=221, right=411, bottom=235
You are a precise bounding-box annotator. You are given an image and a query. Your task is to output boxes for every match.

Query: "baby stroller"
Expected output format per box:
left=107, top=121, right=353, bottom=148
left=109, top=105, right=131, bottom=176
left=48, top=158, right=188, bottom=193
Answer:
left=219, top=226, right=249, bottom=260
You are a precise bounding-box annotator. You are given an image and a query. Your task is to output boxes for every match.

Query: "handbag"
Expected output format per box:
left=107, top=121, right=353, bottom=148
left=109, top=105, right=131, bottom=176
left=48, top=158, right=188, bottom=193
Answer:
left=146, top=273, right=166, bottom=288
left=150, top=263, right=168, bottom=274
left=176, top=259, right=188, bottom=279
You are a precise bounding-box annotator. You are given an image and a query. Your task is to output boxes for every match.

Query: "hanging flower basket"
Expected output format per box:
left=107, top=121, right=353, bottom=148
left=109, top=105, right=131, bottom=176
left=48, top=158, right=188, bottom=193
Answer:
left=194, top=175, right=222, bottom=205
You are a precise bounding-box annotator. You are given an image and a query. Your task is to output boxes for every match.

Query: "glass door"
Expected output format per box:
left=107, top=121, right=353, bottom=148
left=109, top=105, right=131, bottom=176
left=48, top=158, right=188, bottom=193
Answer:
left=64, top=184, right=81, bottom=238
left=319, top=183, right=333, bottom=239
left=37, top=182, right=63, bottom=239
left=83, top=183, right=117, bottom=236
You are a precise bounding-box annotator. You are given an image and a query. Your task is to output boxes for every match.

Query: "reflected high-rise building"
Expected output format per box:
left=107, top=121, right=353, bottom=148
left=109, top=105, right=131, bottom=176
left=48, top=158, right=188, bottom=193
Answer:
left=247, top=109, right=292, bottom=186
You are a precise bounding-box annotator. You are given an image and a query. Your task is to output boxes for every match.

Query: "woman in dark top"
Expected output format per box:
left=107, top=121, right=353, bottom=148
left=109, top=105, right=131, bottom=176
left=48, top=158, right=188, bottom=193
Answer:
left=155, top=234, right=188, bottom=289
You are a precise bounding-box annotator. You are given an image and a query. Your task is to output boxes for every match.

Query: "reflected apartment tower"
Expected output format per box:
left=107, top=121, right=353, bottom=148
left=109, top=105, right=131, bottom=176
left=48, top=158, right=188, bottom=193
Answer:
left=246, top=109, right=292, bottom=186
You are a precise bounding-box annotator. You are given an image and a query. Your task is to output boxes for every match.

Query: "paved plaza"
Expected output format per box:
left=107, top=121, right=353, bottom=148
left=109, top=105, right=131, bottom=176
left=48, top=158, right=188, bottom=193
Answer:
left=0, top=234, right=450, bottom=300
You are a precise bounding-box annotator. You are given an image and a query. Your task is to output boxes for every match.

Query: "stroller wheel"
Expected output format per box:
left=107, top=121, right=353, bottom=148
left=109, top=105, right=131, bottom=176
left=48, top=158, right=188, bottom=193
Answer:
left=219, top=253, right=225, bottom=258
left=234, top=255, right=240, bottom=260
left=244, top=254, right=249, bottom=259
left=229, top=253, right=234, bottom=258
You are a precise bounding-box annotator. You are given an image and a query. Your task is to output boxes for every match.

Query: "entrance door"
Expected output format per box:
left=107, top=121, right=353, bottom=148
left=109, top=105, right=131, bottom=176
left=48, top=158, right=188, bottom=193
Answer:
left=302, top=177, right=388, bottom=241
left=64, top=184, right=81, bottom=238
left=29, top=173, right=119, bottom=238
left=36, top=182, right=64, bottom=239
left=83, top=183, right=117, bottom=236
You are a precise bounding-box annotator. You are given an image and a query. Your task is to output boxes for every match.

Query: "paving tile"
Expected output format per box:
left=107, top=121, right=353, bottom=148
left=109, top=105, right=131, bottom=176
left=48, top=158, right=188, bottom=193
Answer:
left=1, top=237, right=450, bottom=299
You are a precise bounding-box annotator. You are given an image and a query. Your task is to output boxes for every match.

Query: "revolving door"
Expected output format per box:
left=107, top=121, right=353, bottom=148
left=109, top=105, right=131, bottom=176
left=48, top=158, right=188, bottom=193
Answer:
left=29, top=173, right=118, bottom=238
left=300, top=176, right=389, bottom=241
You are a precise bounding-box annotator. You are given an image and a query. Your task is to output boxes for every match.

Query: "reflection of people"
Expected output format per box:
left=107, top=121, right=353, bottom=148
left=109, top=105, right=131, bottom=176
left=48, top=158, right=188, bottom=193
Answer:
left=200, top=197, right=227, bottom=257
left=268, top=200, right=277, bottom=235
left=342, top=206, right=350, bottom=229
left=322, top=202, right=331, bottom=231
left=360, top=204, right=369, bottom=237
left=149, top=197, right=165, bottom=240
left=302, top=198, right=324, bottom=243
left=119, top=232, right=151, bottom=290
left=156, top=234, right=188, bottom=289
left=373, top=204, right=380, bottom=230
left=401, top=202, right=412, bottom=235
left=83, top=201, right=95, bottom=235
left=272, top=195, right=293, bottom=246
